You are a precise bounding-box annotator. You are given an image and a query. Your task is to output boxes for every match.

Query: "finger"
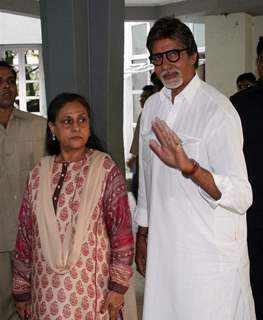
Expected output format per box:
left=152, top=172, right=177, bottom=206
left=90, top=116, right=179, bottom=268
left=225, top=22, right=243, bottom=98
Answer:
left=149, top=139, right=163, bottom=157
left=100, top=296, right=110, bottom=314
left=25, top=306, right=31, bottom=319
left=137, top=266, right=145, bottom=277
left=152, top=121, right=170, bottom=147
left=154, top=118, right=182, bottom=146
left=135, top=257, right=146, bottom=276
left=165, top=125, right=182, bottom=146
left=109, top=306, right=118, bottom=320
left=152, top=119, right=170, bottom=143
left=157, top=120, right=182, bottom=146
left=136, top=263, right=145, bottom=276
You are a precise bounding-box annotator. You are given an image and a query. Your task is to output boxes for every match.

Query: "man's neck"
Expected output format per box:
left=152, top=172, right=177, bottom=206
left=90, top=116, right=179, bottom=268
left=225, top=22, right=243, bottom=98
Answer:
left=171, top=73, right=195, bottom=103
left=0, top=106, right=14, bottom=128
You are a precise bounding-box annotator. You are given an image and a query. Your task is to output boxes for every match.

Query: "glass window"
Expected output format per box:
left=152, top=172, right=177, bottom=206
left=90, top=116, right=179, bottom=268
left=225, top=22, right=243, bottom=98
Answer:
left=123, top=21, right=153, bottom=166
left=132, top=72, right=148, bottom=90
left=193, top=24, right=205, bottom=48
left=26, top=66, right=39, bottom=81
left=26, top=83, right=39, bottom=96
left=132, top=58, right=148, bottom=64
left=132, top=23, right=148, bottom=55
left=27, top=99, right=40, bottom=112
left=4, top=50, right=19, bottom=65
left=25, top=50, right=39, bottom=65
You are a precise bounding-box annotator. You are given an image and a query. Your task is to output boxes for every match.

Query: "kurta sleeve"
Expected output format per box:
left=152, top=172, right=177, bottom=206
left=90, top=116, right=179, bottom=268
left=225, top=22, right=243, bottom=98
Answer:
left=200, top=111, right=252, bottom=214
left=13, top=178, right=33, bottom=302
left=103, top=165, right=134, bottom=294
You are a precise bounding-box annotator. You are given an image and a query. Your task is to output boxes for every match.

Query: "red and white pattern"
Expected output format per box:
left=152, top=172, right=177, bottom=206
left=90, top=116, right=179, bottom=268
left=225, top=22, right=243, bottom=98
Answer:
left=13, top=151, right=134, bottom=319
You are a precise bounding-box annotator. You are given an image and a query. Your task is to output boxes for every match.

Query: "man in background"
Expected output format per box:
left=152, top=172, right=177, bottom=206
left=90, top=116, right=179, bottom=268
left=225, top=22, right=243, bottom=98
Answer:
left=0, top=61, right=46, bottom=319
left=230, top=36, right=263, bottom=320
left=236, top=72, right=256, bottom=92
left=150, top=71, right=163, bottom=92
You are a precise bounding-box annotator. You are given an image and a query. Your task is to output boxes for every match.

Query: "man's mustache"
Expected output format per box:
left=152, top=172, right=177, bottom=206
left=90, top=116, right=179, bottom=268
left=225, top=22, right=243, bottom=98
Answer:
left=160, top=68, right=181, bottom=78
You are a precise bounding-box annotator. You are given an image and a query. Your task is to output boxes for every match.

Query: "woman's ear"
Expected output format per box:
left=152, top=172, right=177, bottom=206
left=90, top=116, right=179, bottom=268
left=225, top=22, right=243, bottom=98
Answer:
left=48, top=122, right=55, bottom=135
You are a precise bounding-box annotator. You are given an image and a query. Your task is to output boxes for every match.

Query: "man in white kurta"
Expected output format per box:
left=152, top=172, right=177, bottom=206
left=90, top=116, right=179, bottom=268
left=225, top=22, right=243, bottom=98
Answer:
left=135, top=17, right=255, bottom=320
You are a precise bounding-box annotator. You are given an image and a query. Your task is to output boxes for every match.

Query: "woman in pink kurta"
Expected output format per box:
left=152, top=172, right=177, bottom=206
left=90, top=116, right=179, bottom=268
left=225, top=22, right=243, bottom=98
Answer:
left=12, top=93, right=134, bottom=320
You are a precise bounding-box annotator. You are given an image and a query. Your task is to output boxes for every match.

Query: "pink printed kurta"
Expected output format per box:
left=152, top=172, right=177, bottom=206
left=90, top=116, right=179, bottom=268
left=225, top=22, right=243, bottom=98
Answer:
left=13, top=150, right=134, bottom=320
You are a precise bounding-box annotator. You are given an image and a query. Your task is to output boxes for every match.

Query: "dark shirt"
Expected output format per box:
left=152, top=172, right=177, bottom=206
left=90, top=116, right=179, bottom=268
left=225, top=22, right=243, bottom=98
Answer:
left=230, top=80, right=263, bottom=227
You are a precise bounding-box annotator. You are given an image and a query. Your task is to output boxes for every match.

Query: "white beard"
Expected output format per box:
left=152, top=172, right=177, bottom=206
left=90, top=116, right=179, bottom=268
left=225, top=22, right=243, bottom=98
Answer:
left=160, top=68, right=183, bottom=89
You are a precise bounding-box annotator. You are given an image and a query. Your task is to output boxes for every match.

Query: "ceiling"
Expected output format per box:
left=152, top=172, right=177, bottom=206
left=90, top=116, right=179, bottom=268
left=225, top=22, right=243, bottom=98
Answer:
left=125, top=0, right=263, bottom=22
left=1, top=0, right=263, bottom=21
left=125, top=0, right=185, bottom=6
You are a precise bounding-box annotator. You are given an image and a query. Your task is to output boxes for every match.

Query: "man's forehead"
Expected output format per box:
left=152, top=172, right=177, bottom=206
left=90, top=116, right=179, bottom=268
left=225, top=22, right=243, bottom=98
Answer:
left=0, top=67, right=15, bottom=78
left=152, top=37, right=183, bottom=50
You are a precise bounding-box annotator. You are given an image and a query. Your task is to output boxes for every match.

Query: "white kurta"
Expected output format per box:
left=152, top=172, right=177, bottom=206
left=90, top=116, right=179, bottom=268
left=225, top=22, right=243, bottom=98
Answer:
left=135, top=75, right=255, bottom=320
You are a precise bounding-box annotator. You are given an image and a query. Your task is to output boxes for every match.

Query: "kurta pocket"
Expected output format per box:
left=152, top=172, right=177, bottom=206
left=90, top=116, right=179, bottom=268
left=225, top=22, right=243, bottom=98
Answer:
left=177, top=132, right=200, bottom=159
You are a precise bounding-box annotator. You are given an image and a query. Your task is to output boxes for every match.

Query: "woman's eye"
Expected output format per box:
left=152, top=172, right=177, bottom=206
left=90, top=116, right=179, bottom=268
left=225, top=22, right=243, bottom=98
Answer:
left=79, top=116, right=88, bottom=124
left=63, top=118, right=72, bottom=125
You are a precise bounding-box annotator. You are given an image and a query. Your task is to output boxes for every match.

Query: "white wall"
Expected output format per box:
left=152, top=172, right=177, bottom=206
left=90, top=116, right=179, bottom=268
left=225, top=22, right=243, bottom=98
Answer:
left=205, top=13, right=263, bottom=97
left=205, top=13, right=253, bottom=97
left=0, top=12, right=41, bottom=44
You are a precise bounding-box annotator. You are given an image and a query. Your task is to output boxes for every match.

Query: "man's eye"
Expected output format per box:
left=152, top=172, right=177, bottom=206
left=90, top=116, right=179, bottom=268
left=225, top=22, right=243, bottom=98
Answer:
left=152, top=55, right=162, bottom=61
left=0, top=78, right=16, bottom=85
left=9, top=79, right=16, bottom=85
left=167, top=51, right=178, bottom=58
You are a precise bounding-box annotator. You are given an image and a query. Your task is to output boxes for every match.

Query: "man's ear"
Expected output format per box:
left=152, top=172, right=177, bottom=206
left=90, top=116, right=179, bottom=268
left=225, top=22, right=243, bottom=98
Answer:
left=191, top=52, right=198, bottom=66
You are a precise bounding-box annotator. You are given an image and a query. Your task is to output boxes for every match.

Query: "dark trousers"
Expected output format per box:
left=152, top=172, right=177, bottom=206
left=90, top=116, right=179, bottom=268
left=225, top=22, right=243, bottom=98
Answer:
left=131, top=170, right=138, bottom=202
left=0, top=252, right=20, bottom=320
left=247, top=227, right=263, bottom=320
left=131, top=159, right=139, bottom=202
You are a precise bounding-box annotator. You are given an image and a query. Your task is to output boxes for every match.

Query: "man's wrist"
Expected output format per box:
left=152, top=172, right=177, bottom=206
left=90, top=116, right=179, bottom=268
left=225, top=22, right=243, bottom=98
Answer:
left=136, top=226, right=148, bottom=238
left=181, top=159, right=200, bottom=178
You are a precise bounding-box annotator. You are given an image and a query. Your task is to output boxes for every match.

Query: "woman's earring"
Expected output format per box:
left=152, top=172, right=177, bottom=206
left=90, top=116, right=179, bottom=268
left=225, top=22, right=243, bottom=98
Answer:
left=52, top=133, right=56, bottom=141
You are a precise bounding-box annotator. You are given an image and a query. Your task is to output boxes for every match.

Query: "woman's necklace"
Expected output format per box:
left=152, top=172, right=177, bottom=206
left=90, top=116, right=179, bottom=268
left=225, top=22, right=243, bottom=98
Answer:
left=57, top=148, right=88, bottom=163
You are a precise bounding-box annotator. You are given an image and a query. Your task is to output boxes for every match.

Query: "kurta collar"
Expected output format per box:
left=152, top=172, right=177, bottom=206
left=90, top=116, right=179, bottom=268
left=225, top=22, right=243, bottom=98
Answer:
left=0, top=107, right=27, bottom=130
left=8, top=107, right=29, bottom=122
left=160, top=74, right=201, bottom=105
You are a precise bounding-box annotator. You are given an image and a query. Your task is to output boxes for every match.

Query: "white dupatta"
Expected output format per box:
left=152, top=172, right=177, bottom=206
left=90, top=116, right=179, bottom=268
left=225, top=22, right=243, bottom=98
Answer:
left=35, top=150, right=107, bottom=274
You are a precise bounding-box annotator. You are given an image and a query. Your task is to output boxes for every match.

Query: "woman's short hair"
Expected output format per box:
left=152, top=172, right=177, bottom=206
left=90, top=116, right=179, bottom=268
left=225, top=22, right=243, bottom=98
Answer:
left=146, top=17, right=199, bottom=69
left=46, top=92, right=104, bottom=155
